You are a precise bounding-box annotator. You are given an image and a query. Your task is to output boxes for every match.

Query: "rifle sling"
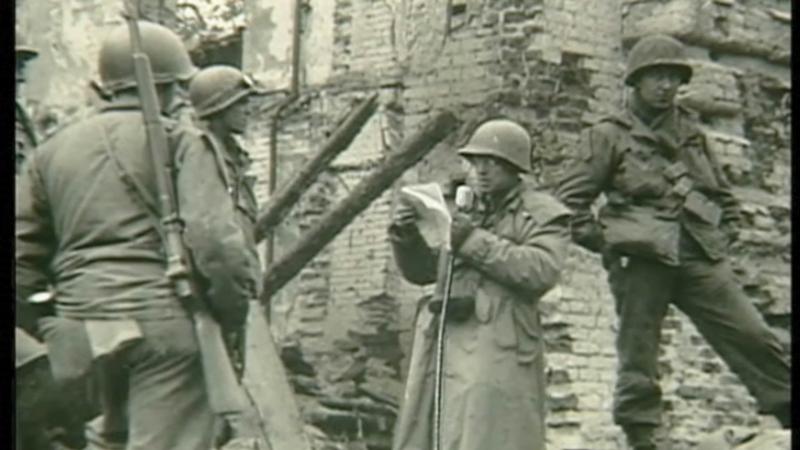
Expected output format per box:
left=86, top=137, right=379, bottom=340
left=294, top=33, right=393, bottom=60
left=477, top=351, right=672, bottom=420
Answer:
left=98, top=122, right=168, bottom=244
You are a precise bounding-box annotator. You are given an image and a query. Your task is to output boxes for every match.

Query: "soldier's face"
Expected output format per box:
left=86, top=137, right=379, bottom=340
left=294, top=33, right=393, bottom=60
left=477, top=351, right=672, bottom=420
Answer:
left=466, top=155, right=519, bottom=196
left=222, top=97, right=250, bottom=134
left=634, top=66, right=685, bottom=110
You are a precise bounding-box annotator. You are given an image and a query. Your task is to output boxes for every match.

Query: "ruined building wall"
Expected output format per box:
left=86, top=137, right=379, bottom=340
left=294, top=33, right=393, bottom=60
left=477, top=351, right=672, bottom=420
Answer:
left=242, top=1, right=790, bottom=449
left=16, top=1, right=790, bottom=449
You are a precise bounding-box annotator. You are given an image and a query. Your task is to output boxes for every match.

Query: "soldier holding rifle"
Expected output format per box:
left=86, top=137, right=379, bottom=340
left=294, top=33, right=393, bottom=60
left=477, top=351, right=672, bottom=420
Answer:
left=16, top=19, right=257, bottom=450
left=390, top=119, right=571, bottom=450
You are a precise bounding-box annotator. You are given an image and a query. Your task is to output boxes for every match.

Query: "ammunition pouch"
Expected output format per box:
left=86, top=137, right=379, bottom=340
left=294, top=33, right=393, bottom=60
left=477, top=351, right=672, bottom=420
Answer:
left=665, top=161, right=722, bottom=227
left=599, top=206, right=681, bottom=266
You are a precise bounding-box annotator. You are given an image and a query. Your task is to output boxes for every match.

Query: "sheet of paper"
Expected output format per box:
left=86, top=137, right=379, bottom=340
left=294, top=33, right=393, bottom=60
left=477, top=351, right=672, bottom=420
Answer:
left=400, top=183, right=452, bottom=249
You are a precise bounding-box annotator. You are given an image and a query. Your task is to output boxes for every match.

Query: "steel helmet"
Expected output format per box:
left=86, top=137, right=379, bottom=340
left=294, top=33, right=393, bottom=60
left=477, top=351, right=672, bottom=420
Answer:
left=98, top=20, right=197, bottom=93
left=625, top=34, right=692, bottom=86
left=189, top=65, right=265, bottom=118
left=457, top=119, right=531, bottom=173
left=15, top=29, right=38, bottom=60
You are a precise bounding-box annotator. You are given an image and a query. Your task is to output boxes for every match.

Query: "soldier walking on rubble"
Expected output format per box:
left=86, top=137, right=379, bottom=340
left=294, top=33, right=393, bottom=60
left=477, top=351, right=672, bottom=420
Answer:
left=556, top=34, right=791, bottom=449
left=16, top=21, right=257, bottom=450
left=390, top=119, right=572, bottom=450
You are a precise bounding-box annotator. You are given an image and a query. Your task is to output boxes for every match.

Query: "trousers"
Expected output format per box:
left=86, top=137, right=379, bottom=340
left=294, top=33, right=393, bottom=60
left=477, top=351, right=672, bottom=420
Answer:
left=85, top=317, right=215, bottom=450
left=16, top=355, right=94, bottom=450
left=606, top=231, right=790, bottom=428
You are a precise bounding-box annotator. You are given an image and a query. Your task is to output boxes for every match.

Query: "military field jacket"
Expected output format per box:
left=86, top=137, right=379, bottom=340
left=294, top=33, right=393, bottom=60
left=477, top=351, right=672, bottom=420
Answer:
left=199, top=127, right=262, bottom=297
left=556, top=105, right=742, bottom=265
left=16, top=99, right=257, bottom=321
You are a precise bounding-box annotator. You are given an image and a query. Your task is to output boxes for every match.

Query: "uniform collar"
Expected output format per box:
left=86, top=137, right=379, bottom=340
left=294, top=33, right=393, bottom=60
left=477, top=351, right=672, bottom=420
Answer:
left=478, top=181, right=523, bottom=215
left=198, top=122, right=251, bottom=165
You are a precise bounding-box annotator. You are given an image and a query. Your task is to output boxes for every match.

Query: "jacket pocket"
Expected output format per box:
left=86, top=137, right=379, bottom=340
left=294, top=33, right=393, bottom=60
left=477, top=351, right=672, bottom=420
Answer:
left=38, top=317, right=94, bottom=385
left=512, top=302, right=542, bottom=364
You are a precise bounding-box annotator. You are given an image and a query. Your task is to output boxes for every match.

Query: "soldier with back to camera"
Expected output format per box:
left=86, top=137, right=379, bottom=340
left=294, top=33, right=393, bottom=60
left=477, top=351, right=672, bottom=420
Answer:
left=16, top=21, right=257, bottom=450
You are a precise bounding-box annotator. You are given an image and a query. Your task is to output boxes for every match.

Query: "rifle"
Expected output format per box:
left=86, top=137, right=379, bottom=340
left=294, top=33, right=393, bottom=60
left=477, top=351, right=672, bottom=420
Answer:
left=121, top=3, right=248, bottom=415
left=431, top=185, right=474, bottom=450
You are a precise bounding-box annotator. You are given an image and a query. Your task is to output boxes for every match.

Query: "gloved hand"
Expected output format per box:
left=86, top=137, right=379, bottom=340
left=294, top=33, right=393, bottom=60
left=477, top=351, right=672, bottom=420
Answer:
left=389, top=199, right=419, bottom=235
left=450, top=212, right=474, bottom=250
left=428, top=296, right=475, bottom=322
left=572, top=221, right=605, bottom=254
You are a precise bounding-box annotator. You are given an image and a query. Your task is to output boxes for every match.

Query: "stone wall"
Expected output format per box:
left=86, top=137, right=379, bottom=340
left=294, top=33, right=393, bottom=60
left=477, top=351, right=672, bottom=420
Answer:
left=16, top=1, right=790, bottom=449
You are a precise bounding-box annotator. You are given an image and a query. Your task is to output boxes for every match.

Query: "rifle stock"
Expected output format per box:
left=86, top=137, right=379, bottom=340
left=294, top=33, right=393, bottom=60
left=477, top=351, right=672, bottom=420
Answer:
left=121, top=3, right=248, bottom=415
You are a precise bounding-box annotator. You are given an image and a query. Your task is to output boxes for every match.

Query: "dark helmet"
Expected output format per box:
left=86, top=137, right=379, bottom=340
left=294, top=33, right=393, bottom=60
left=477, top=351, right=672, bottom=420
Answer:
left=625, top=34, right=693, bottom=86
left=189, top=65, right=264, bottom=118
left=16, top=29, right=38, bottom=61
left=457, top=119, right=531, bottom=173
left=98, top=20, right=197, bottom=93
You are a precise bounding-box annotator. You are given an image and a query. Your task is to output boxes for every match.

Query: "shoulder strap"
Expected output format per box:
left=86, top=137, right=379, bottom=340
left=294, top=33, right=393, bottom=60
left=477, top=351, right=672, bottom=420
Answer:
left=199, top=129, right=233, bottom=193
left=518, top=185, right=572, bottom=225
left=98, top=123, right=165, bottom=239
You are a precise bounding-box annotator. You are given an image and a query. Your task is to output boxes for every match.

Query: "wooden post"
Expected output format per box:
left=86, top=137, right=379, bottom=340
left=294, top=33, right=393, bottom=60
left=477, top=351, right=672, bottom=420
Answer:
left=255, top=93, right=380, bottom=243
left=259, top=110, right=459, bottom=300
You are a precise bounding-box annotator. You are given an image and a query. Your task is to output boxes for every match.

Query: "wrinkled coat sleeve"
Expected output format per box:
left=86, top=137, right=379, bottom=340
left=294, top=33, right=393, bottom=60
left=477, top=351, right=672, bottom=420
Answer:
left=388, top=224, right=439, bottom=285
left=456, top=206, right=571, bottom=297
left=173, top=127, right=256, bottom=326
left=16, top=153, right=55, bottom=305
left=555, top=125, right=617, bottom=253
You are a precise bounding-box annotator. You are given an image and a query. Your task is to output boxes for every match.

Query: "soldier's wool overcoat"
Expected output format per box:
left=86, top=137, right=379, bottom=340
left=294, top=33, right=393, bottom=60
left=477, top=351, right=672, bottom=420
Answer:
left=391, top=181, right=571, bottom=450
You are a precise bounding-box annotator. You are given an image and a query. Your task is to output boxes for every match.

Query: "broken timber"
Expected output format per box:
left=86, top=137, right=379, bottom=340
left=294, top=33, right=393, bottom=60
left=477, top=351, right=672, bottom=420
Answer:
left=260, top=110, right=460, bottom=300
left=254, top=93, right=380, bottom=243
left=242, top=301, right=313, bottom=450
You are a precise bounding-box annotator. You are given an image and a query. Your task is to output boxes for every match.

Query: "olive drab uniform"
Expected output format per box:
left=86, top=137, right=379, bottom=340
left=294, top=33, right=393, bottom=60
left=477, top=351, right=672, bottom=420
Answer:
left=201, top=130, right=260, bottom=265
left=555, top=105, right=791, bottom=430
left=199, top=128, right=262, bottom=383
left=391, top=180, right=571, bottom=450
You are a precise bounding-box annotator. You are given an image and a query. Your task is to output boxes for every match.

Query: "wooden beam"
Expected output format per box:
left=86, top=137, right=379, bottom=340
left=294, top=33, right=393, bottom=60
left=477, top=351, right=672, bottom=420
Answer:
left=242, top=301, right=313, bottom=450
left=254, top=93, right=380, bottom=243
left=260, top=110, right=459, bottom=300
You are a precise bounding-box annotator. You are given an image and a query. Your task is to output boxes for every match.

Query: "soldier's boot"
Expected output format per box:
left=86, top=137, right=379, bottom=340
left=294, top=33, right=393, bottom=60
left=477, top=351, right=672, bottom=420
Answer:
left=623, top=424, right=658, bottom=450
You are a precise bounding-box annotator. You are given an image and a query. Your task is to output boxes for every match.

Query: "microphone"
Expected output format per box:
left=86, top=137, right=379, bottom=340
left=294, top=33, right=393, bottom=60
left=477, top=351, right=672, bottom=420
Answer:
left=455, top=185, right=474, bottom=212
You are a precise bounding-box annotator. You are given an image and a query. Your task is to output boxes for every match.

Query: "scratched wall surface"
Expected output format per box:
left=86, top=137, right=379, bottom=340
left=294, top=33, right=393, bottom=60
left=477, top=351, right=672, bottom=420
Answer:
left=17, top=1, right=790, bottom=449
